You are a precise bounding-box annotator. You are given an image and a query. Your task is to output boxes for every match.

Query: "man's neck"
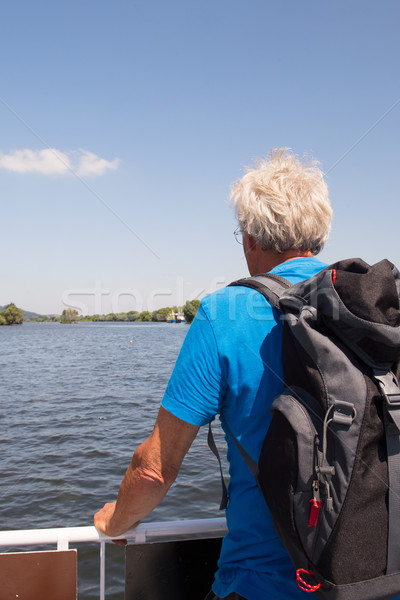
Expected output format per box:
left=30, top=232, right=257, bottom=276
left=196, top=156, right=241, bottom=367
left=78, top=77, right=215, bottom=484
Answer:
left=247, top=248, right=314, bottom=276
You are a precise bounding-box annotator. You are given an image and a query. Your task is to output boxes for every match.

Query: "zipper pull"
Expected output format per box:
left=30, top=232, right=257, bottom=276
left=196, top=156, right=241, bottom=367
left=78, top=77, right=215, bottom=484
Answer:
left=308, top=481, right=322, bottom=527
left=325, top=483, right=334, bottom=512
left=312, top=480, right=320, bottom=502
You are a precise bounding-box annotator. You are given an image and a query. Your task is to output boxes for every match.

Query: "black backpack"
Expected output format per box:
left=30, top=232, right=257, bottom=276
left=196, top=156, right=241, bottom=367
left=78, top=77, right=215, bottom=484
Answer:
left=225, top=258, right=400, bottom=599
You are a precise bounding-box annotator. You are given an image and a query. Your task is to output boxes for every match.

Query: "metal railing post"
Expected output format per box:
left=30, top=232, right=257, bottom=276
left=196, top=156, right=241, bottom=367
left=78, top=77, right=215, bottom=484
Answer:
left=100, top=541, right=105, bottom=600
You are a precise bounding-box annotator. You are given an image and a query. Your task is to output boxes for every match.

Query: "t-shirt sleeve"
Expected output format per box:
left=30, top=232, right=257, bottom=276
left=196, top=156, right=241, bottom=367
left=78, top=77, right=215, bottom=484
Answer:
left=161, top=303, right=225, bottom=426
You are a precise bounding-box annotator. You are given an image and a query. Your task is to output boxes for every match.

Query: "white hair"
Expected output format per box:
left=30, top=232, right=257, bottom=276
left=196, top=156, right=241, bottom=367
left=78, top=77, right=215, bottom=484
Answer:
left=231, top=148, right=332, bottom=255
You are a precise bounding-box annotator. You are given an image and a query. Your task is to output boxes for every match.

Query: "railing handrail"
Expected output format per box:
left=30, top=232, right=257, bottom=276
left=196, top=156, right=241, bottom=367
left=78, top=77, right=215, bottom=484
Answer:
left=0, top=517, right=228, bottom=600
left=0, top=517, right=228, bottom=548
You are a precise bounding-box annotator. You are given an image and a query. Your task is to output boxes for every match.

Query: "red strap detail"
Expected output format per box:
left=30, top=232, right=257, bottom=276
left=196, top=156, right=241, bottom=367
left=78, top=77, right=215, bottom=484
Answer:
left=296, top=569, right=322, bottom=593
left=332, top=269, right=337, bottom=284
left=308, top=498, right=322, bottom=527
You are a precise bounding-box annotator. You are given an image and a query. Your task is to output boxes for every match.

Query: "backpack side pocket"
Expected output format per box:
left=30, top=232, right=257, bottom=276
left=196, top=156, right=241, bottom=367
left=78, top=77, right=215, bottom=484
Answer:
left=257, top=389, right=320, bottom=568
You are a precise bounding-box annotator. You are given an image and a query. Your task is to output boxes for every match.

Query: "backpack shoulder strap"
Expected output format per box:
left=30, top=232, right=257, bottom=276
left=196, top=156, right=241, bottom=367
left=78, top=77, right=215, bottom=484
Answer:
left=229, top=273, right=293, bottom=309
left=207, top=422, right=229, bottom=510
left=209, top=273, right=294, bottom=510
left=373, top=369, right=400, bottom=574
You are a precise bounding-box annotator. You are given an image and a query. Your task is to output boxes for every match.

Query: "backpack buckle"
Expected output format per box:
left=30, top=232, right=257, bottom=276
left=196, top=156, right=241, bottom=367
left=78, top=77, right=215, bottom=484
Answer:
left=384, top=392, right=400, bottom=407
left=374, top=371, right=400, bottom=406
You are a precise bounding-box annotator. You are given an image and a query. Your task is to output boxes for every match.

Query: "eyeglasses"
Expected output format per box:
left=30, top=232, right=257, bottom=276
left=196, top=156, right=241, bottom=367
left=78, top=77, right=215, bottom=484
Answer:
left=234, top=227, right=243, bottom=245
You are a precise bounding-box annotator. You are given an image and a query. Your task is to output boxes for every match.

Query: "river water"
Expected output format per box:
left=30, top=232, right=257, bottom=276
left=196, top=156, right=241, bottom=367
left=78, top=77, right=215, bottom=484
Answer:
left=0, top=322, right=227, bottom=598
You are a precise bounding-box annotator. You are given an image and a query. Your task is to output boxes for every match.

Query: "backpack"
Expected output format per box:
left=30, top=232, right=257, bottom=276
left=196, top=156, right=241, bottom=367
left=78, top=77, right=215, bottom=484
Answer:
left=225, top=258, right=400, bottom=599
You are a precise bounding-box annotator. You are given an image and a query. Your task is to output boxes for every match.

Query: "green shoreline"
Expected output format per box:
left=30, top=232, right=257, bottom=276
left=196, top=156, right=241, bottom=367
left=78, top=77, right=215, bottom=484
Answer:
left=1, top=300, right=201, bottom=326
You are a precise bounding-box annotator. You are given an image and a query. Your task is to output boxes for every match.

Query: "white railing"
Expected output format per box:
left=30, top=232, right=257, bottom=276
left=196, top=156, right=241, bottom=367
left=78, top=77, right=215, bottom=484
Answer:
left=0, top=517, right=227, bottom=600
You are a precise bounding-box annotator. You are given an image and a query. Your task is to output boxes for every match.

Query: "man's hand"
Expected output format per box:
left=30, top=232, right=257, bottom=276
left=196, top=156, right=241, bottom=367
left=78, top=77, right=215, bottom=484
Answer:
left=94, top=501, right=136, bottom=538
left=93, top=501, right=117, bottom=536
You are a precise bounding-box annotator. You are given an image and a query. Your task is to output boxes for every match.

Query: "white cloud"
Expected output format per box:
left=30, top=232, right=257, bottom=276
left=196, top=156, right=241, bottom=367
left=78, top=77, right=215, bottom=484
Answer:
left=0, top=148, right=71, bottom=175
left=0, top=148, right=120, bottom=177
left=76, top=150, right=120, bottom=176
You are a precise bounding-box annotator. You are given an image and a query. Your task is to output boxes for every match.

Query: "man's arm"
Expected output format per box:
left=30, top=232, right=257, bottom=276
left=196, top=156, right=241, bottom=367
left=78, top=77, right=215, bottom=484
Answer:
left=94, top=406, right=200, bottom=537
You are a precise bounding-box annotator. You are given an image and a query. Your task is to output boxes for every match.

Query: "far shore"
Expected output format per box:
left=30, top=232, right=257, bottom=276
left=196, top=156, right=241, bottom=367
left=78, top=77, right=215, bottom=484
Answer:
left=1, top=301, right=200, bottom=326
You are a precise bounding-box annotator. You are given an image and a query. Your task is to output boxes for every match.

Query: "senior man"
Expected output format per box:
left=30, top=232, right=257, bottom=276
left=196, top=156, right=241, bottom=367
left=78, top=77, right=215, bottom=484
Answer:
left=94, top=148, right=332, bottom=600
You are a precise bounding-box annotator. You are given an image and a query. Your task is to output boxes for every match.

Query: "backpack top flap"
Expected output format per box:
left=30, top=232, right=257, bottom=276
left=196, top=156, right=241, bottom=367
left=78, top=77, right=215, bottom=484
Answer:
left=333, top=258, right=400, bottom=327
left=279, top=258, right=400, bottom=368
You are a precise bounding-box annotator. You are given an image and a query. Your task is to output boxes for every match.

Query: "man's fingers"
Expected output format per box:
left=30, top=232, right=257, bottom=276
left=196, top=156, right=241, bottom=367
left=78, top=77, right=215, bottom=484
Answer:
left=112, top=538, right=127, bottom=546
left=94, top=501, right=117, bottom=534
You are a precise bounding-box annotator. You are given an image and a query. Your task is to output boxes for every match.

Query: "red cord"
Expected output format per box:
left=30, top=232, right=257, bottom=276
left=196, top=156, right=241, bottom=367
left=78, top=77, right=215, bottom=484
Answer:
left=296, top=569, right=322, bottom=593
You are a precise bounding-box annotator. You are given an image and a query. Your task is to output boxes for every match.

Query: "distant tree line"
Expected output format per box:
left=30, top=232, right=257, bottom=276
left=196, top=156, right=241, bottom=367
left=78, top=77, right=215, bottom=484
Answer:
left=60, top=309, right=80, bottom=324
left=183, top=300, right=201, bottom=324
left=77, top=300, right=201, bottom=324
left=0, top=303, right=24, bottom=326
left=23, top=299, right=202, bottom=325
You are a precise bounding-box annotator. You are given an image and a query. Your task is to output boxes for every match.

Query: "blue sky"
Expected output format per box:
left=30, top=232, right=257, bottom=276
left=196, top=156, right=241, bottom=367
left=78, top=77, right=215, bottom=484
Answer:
left=1, top=0, right=399, bottom=315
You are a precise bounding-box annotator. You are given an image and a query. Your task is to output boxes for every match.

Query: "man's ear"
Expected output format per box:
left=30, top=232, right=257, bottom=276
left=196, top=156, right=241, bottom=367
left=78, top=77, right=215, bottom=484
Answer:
left=245, top=232, right=257, bottom=251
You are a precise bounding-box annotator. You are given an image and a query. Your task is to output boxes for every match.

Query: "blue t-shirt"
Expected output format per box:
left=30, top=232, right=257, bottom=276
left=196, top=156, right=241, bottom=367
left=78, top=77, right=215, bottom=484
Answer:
left=162, top=257, right=327, bottom=599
